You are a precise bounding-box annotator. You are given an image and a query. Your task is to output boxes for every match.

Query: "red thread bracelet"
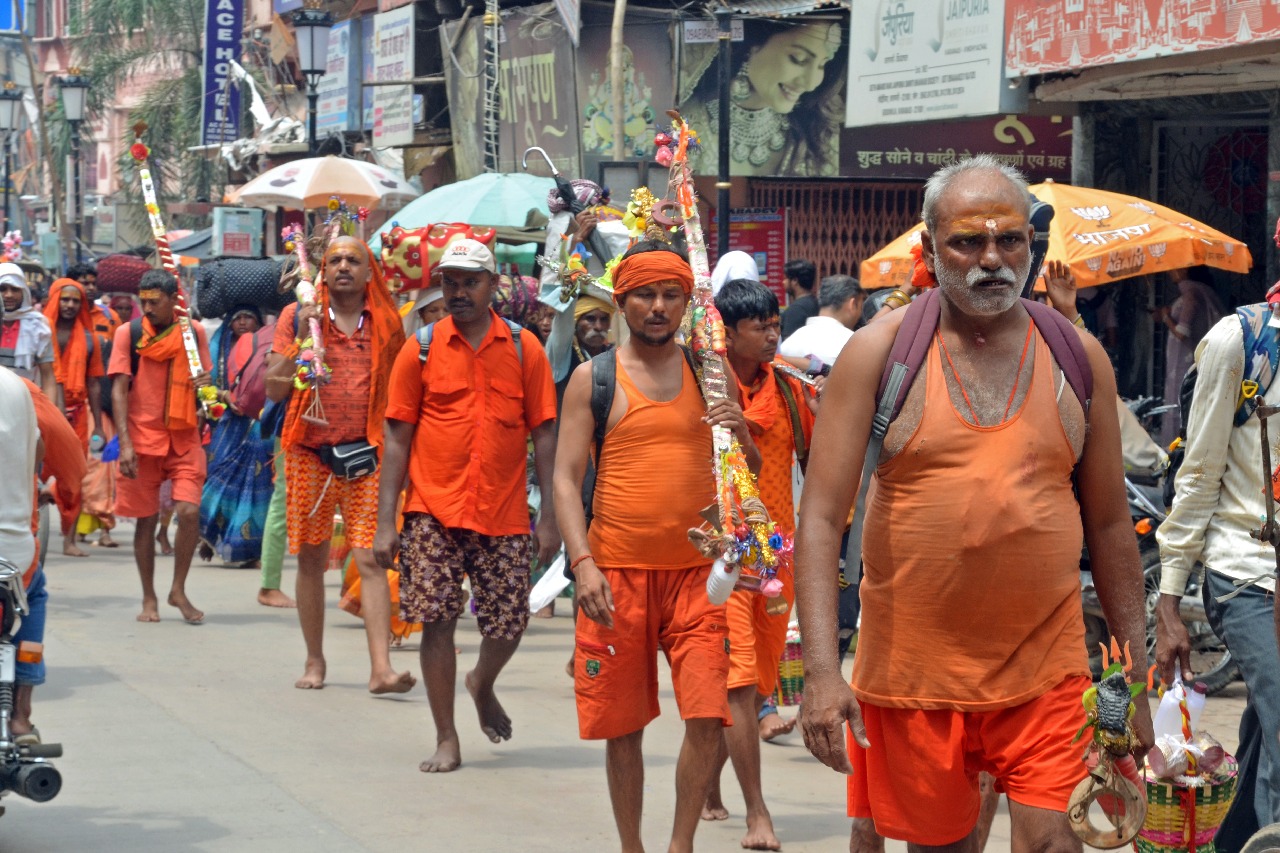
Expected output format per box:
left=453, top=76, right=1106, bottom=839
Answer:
left=569, top=554, right=594, bottom=572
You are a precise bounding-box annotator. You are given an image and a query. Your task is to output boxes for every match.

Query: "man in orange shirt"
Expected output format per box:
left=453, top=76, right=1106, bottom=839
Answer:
left=553, top=241, right=758, bottom=853
left=68, top=262, right=118, bottom=338
left=794, top=157, right=1152, bottom=849
left=705, top=277, right=814, bottom=851
left=266, top=235, right=415, bottom=695
left=42, top=278, right=104, bottom=558
left=375, top=238, right=560, bottom=773
left=109, top=269, right=211, bottom=625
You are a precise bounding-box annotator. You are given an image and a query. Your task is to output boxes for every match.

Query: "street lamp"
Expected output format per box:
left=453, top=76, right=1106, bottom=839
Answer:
left=291, top=4, right=333, bottom=155
left=57, top=69, right=90, bottom=262
left=0, top=82, right=24, bottom=235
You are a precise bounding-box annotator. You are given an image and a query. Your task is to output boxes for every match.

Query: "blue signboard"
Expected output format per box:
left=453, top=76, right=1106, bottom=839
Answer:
left=0, top=0, right=21, bottom=34
left=199, top=0, right=243, bottom=146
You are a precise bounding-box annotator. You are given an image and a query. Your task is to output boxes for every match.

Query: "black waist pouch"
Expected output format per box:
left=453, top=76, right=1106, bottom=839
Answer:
left=316, top=441, right=379, bottom=480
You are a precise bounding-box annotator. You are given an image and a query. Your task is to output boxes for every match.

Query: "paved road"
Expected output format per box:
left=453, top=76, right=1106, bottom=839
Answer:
left=0, top=525, right=1247, bottom=852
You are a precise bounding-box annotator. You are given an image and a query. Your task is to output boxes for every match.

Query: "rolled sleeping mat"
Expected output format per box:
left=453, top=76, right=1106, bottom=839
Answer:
left=96, top=253, right=152, bottom=295
left=196, top=258, right=292, bottom=320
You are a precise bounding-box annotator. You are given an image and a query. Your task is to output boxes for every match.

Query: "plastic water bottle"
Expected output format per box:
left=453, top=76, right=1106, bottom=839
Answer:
left=705, top=558, right=740, bottom=605
left=1152, top=678, right=1188, bottom=742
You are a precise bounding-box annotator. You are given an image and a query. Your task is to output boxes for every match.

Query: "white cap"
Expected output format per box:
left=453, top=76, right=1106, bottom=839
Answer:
left=435, top=238, right=496, bottom=274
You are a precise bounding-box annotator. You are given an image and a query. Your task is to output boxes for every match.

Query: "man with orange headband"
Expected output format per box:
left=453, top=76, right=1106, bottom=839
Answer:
left=43, top=278, right=104, bottom=558
left=109, top=269, right=212, bottom=625
left=554, top=240, right=759, bottom=853
left=266, top=235, right=415, bottom=696
left=375, top=238, right=559, bottom=773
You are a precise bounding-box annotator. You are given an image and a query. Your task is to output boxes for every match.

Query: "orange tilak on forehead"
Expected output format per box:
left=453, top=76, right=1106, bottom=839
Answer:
left=947, top=214, right=1026, bottom=237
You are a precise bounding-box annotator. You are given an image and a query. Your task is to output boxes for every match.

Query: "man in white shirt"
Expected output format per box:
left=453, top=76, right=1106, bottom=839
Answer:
left=1157, top=302, right=1280, bottom=838
left=778, top=274, right=864, bottom=373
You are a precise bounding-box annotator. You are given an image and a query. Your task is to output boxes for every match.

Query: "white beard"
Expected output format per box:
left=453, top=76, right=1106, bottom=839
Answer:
left=935, top=260, right=1027, bottom=318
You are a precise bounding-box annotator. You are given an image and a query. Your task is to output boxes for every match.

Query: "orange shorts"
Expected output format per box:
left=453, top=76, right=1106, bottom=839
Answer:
left=725, top=577, right=792, bottom=695
left=284, top=447, right=379, bottom=553
left=848, top=675, right=1091, bottom=846
left=115, top=443, right=206, bottom=518
left=575, top=565, right=731, bottom=741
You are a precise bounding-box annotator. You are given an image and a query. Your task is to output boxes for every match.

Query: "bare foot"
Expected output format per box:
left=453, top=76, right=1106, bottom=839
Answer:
left=565, top=653, right=574, bottom=678
left=97, top=532, right=118, bottom=548
left=533, top=601, right=555, bottom=618
left=465, top=670, right=512, bottom=742
left=369, top=669, right=416, bottom=695
left=702, top=798, right=730, bottom=821
left=419, top=736, right=461, bottom=773
left=390, top=633, right=403, bottom=648
left=136, top=599, right=160, bottom=623
left=742, top=810, right=781, bottom=850
left=257, top=588, right=297, bottom=608
left=156, top=532, right=173, bottom=556
left=62, top=541, right=89, bottom=558
left=167, top=592, right=204, bottom=625
left=759, top=712, right=796, bottom=742
left=295, top=658, right=326, bottom=689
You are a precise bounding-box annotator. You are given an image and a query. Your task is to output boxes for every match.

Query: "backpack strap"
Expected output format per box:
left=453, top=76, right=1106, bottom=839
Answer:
left=585, top=349, right=618, bottom=523
left=874, top=287, right=941, bottom=430
left=1235, top=304, right=1279, bottom=426
left=129, top=317, right=144, bottom=377
left=1022, top=297, right=1092, bottom=415
left=773, top=369, right=808, bottom=464
left=418, top=319, right=525, bottom=366
left=503, top=318, right=524, bottom=365
left=416, top=321, right=436, bottom=364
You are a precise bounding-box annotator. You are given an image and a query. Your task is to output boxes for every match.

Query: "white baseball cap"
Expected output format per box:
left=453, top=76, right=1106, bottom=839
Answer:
left=435, top=238, right=496, bottom=274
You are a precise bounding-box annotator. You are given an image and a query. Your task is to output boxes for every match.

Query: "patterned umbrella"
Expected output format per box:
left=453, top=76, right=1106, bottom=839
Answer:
left=861, top=181, right=1252, bottom=291
left=226, top=156, right=418, bottom=210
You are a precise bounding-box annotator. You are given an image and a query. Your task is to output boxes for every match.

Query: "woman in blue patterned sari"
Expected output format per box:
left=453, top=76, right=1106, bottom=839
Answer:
left=199, top=306, right=276, bottom=565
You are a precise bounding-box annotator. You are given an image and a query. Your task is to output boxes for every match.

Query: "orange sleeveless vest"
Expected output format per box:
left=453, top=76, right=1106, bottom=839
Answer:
left=853, top=331, right=1089, bottom=711
left=588, top=355, right=715, bottom=570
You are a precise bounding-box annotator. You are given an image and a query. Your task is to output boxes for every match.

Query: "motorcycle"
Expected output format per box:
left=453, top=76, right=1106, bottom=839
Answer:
left=1079, top=397, right=1237, bottom=694
left=0, top=556, right=62, bottom=814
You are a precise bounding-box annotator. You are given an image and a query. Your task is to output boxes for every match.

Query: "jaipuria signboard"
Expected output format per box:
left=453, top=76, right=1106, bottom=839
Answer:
left=845, top=0, right=1025, bottom=127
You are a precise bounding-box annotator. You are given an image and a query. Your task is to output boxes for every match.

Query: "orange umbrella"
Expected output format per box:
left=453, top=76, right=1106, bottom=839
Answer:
left=861, top=181, right=1252, bottom=291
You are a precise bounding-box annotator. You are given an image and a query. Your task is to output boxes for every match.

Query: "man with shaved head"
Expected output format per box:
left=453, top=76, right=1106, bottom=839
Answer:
left=266, top=235, right=415, bottom=696
left=794, top=156, right=1153, bottom=850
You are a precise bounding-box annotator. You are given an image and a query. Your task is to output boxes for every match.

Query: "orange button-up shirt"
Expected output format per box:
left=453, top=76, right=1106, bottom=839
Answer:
left=272, top=303, right=373, bottom=447
left=385, top=312, right=557, bottom=537
left=107, top=321, right=210, bottom=456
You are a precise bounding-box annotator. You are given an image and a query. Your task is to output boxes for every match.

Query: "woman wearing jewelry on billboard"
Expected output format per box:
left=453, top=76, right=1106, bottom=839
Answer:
left=679, top=20, right=845, bottom=178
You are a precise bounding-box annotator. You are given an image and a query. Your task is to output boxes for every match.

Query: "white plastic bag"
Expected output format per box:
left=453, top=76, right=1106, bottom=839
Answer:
left=529, top=552, right=570, bottom=612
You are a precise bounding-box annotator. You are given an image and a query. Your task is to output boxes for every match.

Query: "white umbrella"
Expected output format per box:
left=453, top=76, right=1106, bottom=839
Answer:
left=226, top=155, right=418, bottom=210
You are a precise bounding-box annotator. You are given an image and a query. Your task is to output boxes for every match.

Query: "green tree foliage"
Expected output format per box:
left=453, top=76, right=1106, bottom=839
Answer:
left=79, top=0, right=217, bottom=226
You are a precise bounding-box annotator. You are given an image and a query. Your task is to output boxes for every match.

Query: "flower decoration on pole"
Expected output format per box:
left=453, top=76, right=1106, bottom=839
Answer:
left=649, top=111, right=787, bottom=608
left=130, top=122, right=222, bottom=420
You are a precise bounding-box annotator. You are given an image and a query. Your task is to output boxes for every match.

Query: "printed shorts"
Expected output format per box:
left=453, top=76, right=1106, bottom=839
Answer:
left=398, top=512, right=531, bottom=641
left=284, top=447, right=379, bottom=553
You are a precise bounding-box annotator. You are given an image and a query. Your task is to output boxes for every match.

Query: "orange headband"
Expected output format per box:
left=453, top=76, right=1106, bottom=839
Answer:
left=611, top=252, right=694, bottom=298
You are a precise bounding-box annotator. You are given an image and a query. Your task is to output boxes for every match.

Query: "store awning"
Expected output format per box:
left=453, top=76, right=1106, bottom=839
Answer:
left=170, top=228, right=213, bottom=260
left=726, top=0, right=848, bottom=17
